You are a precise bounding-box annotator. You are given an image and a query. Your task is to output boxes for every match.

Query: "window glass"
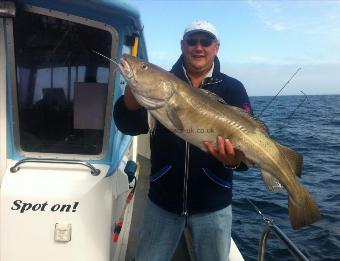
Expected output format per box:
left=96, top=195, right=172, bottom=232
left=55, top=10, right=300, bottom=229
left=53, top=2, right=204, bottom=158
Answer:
left=13, top=9, right=113, bottom=155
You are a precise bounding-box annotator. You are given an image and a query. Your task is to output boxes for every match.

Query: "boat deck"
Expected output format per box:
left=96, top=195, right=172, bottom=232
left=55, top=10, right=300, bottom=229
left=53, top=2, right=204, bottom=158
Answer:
left=125, top=155, right=190, bottom=261
left=124, top=155, right=243, bottom=261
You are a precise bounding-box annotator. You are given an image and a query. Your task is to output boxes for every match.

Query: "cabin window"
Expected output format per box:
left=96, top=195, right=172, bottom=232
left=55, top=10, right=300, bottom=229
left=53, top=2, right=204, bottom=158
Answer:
left=12, top=8, right=115, bottom=156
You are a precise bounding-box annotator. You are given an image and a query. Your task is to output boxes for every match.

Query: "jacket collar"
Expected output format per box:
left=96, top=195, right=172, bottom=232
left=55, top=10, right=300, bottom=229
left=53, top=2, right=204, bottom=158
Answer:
left=170, top=55, right=222, bottom=85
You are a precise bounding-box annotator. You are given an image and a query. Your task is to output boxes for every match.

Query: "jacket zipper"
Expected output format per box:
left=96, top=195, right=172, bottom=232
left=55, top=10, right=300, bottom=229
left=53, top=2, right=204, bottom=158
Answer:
left=180, top=73, right=221, bottom=219
left=181, top=141, right=190, bottom=218
left=181, top=71, right=193, bottom=219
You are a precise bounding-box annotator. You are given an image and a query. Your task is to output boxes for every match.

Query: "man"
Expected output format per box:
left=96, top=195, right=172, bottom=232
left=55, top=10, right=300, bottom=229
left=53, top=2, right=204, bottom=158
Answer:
left=114, top=21, right=251, bottom=261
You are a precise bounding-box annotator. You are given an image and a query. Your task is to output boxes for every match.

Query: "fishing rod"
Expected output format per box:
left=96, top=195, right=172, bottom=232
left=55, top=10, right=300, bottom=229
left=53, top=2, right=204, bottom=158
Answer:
left=246, top=198, right=272, bottom=223
left=275, top=90, right=310, bottom=132
left=92, top=50, right=122, bottom=76
left=285, top=90, right=310, bottom=120
left=259, top=67, right=301, bottom=117
left=246, top=198, right=309, bottom=261
left=92, top=49, right=120, bottom=66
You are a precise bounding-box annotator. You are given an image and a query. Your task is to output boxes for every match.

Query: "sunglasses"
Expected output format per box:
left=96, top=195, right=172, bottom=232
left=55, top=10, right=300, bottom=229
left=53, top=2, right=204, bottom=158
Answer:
left=185, top=38, right=215, bottom=47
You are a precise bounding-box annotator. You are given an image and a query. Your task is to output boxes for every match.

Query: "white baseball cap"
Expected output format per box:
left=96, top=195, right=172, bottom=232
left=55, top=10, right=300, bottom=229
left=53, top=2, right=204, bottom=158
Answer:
left=183, top=20, right=218, bottom=40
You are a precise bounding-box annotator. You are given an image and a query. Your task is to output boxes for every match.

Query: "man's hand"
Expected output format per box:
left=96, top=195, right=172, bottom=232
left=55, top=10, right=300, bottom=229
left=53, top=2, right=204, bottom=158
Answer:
left=204, top=136, right=245, bottom=168
left=124, top=85, right=142, bottom=111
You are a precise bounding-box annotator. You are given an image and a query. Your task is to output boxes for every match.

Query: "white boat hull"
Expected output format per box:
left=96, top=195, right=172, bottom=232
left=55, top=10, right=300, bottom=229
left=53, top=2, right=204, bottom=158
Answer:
left=0, top=161, right=130, bottom=261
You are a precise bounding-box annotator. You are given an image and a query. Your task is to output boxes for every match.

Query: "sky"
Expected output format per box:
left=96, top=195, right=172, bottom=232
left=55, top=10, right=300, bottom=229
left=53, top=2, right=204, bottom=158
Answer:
left=128, top=0, right=340, bottom=96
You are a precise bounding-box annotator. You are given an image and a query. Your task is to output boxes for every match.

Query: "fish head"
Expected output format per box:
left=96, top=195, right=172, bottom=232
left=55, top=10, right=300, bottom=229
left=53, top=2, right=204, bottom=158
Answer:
left=119, top=54, right=175, bottom=109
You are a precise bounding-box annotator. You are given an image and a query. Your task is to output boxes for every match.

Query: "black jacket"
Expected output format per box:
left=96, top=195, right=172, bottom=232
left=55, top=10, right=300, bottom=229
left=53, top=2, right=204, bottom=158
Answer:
left=114, top=55, right=252, bottom=215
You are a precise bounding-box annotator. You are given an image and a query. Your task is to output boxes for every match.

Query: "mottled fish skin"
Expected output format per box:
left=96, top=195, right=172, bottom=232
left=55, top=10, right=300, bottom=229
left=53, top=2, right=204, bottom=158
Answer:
left=119, top=54, right=321, bottom=229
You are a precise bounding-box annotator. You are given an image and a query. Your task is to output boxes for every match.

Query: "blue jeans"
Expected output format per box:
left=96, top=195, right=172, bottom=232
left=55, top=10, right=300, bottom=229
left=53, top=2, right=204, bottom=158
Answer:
left=135, top=199, right=232, bottom=261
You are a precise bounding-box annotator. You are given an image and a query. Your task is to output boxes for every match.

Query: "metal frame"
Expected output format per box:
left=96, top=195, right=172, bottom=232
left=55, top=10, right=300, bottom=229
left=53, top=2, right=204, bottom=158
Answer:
left=247, top=199, right=309, bottom=261
left=0, top=18, right=8, bottom=183
left=5, top=4, right=119, bottom=160
left=258, top=218, right=309, bottom=261
left=0, top=1, right=16, bottom=17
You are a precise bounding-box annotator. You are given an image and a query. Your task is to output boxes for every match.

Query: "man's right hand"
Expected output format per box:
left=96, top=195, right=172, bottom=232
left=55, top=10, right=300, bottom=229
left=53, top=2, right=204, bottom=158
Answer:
left=124, top=86, right=141, bottom=111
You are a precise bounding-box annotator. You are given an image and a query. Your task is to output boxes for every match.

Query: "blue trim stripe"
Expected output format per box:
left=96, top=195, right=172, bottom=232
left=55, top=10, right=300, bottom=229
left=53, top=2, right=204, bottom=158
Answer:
left=150, top=165, right=172, bottom=182
left=202, top=168, right=232, bottom=188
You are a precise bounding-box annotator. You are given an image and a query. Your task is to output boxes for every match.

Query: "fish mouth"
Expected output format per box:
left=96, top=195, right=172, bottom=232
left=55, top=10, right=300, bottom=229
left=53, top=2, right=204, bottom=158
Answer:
left=119, top=57, right=134, bottom=80
left=118, top=55, right=172, bottom=110
left=118, top=56, right=150, bottom=102
left=119, top=57, right=141, bottom=95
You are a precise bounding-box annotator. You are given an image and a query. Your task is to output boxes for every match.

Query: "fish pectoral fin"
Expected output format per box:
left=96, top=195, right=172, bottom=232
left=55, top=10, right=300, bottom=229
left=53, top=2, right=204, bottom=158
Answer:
left=261, top=170, right=284, bottom=191
left=275, top=143, right=303, bottom=177
left=243, top=157, right=255, bottom=168
left=166, top=107, right=184, bottom=131
left=136, top=95, right=166, bottom=110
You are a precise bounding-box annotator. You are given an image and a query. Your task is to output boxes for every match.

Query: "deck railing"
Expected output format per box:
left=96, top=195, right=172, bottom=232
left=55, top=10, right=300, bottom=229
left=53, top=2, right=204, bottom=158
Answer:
left=247, top=199, right=309, bottom=261
left=258, top=217, right=309, bottom=261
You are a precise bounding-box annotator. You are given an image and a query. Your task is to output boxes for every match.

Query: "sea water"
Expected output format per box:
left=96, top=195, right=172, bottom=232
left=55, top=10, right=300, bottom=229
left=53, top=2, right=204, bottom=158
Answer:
left=232, top=95, right=340, bottom=260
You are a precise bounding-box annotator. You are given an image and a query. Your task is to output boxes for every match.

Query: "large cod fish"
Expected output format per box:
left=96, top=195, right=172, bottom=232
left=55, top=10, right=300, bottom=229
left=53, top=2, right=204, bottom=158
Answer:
left=118, top=54, right=320, bottom=229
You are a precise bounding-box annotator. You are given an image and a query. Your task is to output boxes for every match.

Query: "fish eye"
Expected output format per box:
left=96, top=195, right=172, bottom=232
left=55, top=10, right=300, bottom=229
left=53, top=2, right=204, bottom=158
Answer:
left=141, top=63, right=148, bottom=70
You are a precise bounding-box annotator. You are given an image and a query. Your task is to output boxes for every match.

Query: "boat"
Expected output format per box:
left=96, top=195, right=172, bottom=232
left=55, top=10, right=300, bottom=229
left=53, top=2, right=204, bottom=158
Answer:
left=1, top=1, right=306, bottom=260
left=0, top=0, right=145, bottom=260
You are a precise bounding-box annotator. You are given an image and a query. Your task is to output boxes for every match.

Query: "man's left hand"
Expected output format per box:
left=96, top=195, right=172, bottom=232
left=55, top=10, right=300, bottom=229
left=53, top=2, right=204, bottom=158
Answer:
left=204, top=136, right=245, bottom=168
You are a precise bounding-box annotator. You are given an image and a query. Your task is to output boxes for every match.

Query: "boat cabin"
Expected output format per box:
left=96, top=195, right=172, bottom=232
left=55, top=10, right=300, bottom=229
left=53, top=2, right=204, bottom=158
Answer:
left=0, top=1, right=146, bottom=260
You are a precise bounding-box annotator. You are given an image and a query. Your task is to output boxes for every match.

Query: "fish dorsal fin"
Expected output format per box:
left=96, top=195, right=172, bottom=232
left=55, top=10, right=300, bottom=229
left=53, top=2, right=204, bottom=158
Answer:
left=261, top=169, right=284, bottom=191
left=228, top=103, right=270, bottom=135
left=249, top=113, right=270, bottom=134
left=196, top=88, right=269, bottom=134
left=275, top=143, right=303, bottom=177
left=196, top=88, right=227, bottom=105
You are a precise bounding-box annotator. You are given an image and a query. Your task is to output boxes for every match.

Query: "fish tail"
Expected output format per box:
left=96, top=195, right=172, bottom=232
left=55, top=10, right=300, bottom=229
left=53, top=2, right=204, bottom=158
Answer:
left=288, top=188, right=321, bottom=229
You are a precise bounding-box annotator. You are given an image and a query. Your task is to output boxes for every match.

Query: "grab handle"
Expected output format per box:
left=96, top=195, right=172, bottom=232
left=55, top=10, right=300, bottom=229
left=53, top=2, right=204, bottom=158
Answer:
left=10, top=158, right=100, bottom=176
